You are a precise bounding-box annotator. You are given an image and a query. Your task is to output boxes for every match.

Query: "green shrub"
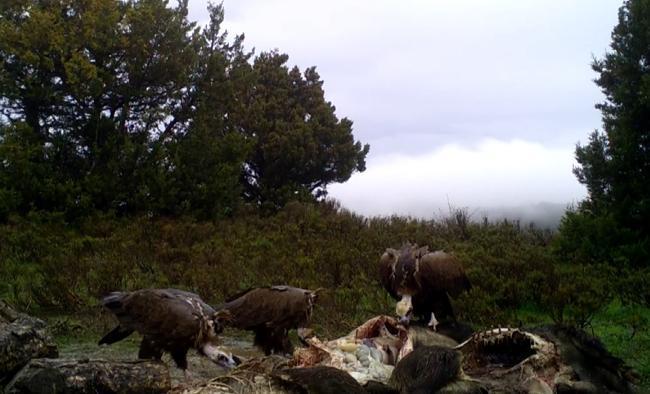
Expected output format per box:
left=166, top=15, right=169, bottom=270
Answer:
left=0, top=201, right=643, bottom=336
left=541, top=263, right=615, bottom=327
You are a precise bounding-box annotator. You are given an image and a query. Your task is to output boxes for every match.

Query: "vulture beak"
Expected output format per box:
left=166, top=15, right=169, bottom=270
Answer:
left=297, top=327, right=316, bottom=346
left=216, top=352, right=242, bottom=369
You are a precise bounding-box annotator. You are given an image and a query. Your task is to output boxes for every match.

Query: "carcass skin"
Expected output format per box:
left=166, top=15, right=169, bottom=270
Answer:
left=179, top=317, right=638, bottom=394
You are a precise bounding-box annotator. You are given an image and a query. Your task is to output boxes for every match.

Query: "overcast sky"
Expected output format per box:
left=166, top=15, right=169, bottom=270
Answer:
left=188, top=1, right=621, bottom=222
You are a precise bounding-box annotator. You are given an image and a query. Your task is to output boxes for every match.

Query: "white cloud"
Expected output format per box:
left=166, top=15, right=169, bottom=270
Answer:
left=328, top=139, right=586, bottom=218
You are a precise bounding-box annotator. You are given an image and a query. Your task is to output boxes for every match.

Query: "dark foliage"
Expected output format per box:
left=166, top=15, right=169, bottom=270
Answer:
left=0, top=0, right=368, bottom=220
left=239, top=51, right=369, bottom=209
left=558, top=0, right=650, bottom=270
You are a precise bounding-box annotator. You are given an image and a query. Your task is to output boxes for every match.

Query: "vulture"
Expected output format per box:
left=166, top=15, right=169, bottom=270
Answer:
left=216, top=286, right=320, bottom=355
left=98, top=288, right=239, bottom=379
left=379, top=243, right=470, bottom=330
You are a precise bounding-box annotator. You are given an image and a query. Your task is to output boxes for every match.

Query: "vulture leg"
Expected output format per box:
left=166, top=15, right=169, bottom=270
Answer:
left=171, top=347, right=190, bottom=376
left=423, top=292, right=456, bottom=330
left=438, top=292, right=456, bottom=322
left=253, top=328, right=272, bottom=355
left=138, top=336, right=163, bottom=360
left=269, top=328, right=293, bottom=355
left=254, top=328, right=294, bottom=355
left=255, top=328, right=288, bottom=355
left=279, top=329, right=294, bottom=355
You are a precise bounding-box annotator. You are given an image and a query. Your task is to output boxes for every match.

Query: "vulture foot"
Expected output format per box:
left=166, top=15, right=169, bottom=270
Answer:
left=427, top=313, right=439, bottom=331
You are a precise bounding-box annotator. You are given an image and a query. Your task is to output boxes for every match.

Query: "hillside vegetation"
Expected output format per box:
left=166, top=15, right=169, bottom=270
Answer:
left=0, top=201, right=642, bottom=328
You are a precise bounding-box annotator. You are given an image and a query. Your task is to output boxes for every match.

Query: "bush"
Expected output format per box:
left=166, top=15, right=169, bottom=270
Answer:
left=541, top=263, right=615, bottom=327
left=0, top=202, right=577, bottom=332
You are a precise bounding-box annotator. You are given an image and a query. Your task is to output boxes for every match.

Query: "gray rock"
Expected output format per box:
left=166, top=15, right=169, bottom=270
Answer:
left=0, top=301, right=58, bottom=384
left=0, top=301, right=19, bottom=323
left=5, top=358, right=171, bottom=394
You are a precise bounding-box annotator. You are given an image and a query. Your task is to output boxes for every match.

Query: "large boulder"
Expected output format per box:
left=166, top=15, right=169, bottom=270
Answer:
left=5, top=358, right=171, bottom=394
left=0, top=300, right=58, bottom=385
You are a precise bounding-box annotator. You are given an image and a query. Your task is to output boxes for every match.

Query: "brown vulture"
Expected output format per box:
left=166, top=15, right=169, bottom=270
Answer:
left=98, top=288, right=239, bottom=379
left=379, top=243, right=470, bottom=330
left=216, top=286, right=319, bottom=355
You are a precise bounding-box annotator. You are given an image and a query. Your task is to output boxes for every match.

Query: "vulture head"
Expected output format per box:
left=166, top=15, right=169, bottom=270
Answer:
left=200, top=344, right=241, bottom=369
left=196, top=309, right=240, bottom=369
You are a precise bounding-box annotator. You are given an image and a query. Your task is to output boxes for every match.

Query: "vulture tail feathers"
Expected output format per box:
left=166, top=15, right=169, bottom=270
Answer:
left=98, top=325, right=134, bottom=345
left=224, top=287, right=255, bottom=303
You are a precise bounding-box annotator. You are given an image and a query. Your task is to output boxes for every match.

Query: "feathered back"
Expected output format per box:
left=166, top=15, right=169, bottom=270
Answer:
left=379, top=244, right=470, bottom=298
left=100, top=288, right=219, bottom=349
left=217, top=286, right=316, bottom=330
left=416, top=251, right=471, bottom=298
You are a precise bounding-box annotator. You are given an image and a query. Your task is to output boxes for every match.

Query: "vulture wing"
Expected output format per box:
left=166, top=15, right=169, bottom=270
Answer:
left=101, top=289, right=214, bottom=348
left=218, top=286, right=314, bottom=330
left=416, top=251, right=471, bottom=298
left=378, top=249, right=400, bottom=299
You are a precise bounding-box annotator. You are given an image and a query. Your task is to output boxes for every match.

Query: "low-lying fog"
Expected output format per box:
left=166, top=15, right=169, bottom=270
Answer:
left=329, top=139, right=586, bottom=229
